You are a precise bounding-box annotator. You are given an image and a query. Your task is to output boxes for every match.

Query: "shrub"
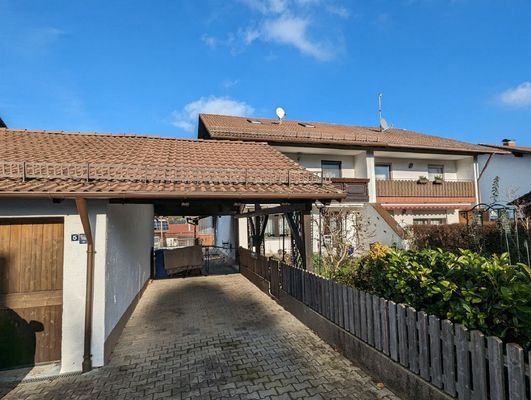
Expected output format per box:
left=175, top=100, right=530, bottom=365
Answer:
left=346, top=247, right=531, bottom=349
left=410, top=223, right=531, bottom=264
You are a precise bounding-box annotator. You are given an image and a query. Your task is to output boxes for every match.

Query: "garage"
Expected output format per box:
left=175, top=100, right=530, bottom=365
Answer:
left=0, top=127, right=342, bottom=374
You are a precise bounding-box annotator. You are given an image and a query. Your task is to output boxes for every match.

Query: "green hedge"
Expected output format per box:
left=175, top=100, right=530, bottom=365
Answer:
left=410, top=223, right=531, bottom=263
left=331, top=246, right=531, bottom=349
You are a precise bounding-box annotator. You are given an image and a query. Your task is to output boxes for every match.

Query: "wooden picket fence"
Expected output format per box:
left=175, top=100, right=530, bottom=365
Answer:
left=239, top=248, right=531, bottom=400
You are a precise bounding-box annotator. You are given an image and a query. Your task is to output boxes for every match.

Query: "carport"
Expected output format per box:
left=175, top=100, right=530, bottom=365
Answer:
left=0, top=127, right=343, bottom=374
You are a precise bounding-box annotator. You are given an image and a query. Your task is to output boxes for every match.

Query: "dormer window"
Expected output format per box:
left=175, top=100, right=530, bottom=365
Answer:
left=247, top=119, right=262, bottom=124
left=298, top=122, right=315, bottom=128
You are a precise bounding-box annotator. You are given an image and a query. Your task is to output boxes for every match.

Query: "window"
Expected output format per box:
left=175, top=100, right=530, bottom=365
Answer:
left=298, top=122, right=315, bottom=128
left=375, top=164, right=391, bottom=180
left=264, top=215, right=288, bottom=237
left=321, top=160, right=342, bottom=178
left=428, top=164, right=444, bottom=179
left=247, top=119, right=262, bottom=124
left=153, top=218, right=169, bottom=231
left=413, top=218, right=446, bottom=225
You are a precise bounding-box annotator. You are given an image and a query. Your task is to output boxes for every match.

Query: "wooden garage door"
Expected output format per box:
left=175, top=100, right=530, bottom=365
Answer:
left=0, top=218, right=64, bottom=369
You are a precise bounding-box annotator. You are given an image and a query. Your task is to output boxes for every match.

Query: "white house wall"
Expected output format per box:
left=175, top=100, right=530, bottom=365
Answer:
left=215, top=216, right=236, bottom=260
left=374, top=157, right=461, bottom=181
left=478, top=153, right=531, bottom=204
left=390, top=209, right=460, bottom=226
left=365, top=204, right=404, bottom=248
left=284, top=153, right=357, bottom=178
left=104, top=204, right=153, bottom=341
left=0, top=199, right=108, bottom=373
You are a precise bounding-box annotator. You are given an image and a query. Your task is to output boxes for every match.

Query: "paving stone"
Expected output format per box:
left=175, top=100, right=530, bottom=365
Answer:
left=1, top=275, right=401, bottom=400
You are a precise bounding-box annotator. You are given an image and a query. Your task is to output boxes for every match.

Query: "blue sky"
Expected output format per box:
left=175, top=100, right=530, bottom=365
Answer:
left=1, top=0, right=530, bottom=145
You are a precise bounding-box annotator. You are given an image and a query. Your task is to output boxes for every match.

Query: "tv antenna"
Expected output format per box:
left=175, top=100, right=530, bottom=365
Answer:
left=378, top=93, right=390, bottom=131
left=275, top=107, right=286, bottom=123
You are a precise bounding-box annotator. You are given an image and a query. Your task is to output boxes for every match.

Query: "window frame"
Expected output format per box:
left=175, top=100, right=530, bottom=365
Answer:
left=412, top=218, right=447, bottom=225
left=321, top=160, right=342, bottom=178
left=375, top=163, right=392, bottom=180
left=428, top=164, right=444, bottom=179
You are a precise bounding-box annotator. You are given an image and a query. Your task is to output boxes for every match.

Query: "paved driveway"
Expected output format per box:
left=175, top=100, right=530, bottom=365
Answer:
left=2, top=275, right=400, bottom=400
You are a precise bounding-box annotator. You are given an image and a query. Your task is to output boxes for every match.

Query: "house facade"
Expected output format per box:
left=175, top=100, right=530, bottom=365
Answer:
left=478, top=139, right=531, bottom=205
left=199, top=114, right=499, bottom=254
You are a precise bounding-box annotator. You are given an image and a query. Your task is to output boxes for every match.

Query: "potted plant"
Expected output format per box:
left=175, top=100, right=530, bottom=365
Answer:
left=433, top=175, right=444, bottom=184
left=417, top=176, right=429, bottom=184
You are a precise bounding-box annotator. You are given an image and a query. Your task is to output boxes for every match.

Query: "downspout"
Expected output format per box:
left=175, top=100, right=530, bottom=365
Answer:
left=75, top=197, right=95, bottom=373
left=473, top=156, right=480, bottom=204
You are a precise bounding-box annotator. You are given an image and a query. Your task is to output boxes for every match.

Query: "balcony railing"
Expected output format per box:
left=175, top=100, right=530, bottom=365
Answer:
left=331, top=178, right=369, bottom=202
left=376, top=179, right=475, bottom=198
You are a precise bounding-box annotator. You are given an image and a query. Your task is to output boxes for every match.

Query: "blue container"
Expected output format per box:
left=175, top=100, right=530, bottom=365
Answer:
left=154, top=249, right=168, bottom=279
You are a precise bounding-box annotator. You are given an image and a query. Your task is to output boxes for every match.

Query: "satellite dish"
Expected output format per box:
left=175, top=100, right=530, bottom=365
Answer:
left=380, top=117, right=390, bottom=131
left=275, top=107, right=286, bottom=120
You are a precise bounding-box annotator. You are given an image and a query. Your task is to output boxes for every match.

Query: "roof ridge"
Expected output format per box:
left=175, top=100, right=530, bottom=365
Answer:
left=0, top=128, right=270, bottom=146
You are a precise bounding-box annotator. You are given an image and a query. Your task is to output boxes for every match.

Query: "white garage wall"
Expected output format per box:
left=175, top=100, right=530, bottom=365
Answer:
left=0, top=198, right=108, bottom=373
left=215, top=216, right=236, bottom=260
left=104, top=203, right=153, bottom=340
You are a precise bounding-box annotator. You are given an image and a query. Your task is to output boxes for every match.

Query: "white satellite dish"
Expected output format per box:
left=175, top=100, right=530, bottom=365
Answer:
left=275, top=107, right=286, bottom=120
left=380, top=117, right=390, bottom=131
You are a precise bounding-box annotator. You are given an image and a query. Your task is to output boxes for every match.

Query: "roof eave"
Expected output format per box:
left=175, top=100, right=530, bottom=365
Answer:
left=206, top=131, right=503, bottom=155
left=0, top=190, right=346, bottom=201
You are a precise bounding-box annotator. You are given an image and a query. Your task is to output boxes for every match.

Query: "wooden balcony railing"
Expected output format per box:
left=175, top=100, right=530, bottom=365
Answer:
left=376, top=179, right=475, bottom=198
left=331, top=178, right=369, bottom=202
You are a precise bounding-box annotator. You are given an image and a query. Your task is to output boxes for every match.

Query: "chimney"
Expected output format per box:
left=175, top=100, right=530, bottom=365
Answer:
left=502, top=138, right=516, bottom=147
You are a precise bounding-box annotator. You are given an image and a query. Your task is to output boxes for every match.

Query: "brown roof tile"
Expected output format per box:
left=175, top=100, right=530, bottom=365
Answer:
left=480, top=144, right=531, bottom=154
left=200, top=114, right=504, bottom=154
left=0, top=128, right=343, bottom=200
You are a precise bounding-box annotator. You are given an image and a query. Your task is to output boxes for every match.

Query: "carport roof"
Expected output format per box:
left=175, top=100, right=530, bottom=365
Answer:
left=0, top=128, right=343, bottom=200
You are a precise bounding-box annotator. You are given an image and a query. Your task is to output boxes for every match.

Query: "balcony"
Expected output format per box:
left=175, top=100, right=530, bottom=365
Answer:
left=376, top=179, right=475, bottom=199
left=331, top=178, right=369, bottom=202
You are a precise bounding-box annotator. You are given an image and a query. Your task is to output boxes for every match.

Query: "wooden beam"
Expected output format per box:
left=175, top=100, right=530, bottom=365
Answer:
left=302, top=213, right=313, bottom=271
left=235, top=203, right=311, bottom=218
left=285, top=211, right=313, bottom=270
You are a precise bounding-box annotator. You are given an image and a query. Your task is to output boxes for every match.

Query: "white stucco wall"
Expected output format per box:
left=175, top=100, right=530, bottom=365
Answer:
left=365, top=204, right=404, bottom=248
left=237, top=218, right=248, bottom=249
left=215, top=216, right=236, bottom=260
left=104, top=204, right=153, bottom=341
left=389, top=208, right=460, bottom=226
left=374, top=157, right=465, bottom=181
left=0, top=198, right=108, bottom=373
left=284, top=153, right=357, bottom=178
left=478, top=153, right=531, bottom=204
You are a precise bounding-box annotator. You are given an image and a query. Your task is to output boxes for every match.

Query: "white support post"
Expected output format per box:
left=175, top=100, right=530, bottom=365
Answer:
left=366, top=150, right=377, bottom=203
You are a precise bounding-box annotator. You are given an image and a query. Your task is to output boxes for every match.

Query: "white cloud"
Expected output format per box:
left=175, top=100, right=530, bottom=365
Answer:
left=499, top=82, right=531, bottom=107
left=326, top=4, right=349, bottom=19
left=262, top=15, right=333, bottom=61
left=240, top=0, right=289, bottom=14
left=201, top=34, right=218, bottom=48
left=203, top=0, right=344, bottom=61
left=171, top=96, right=254, bottom=132
left=221, top=79, right=240, bottom=88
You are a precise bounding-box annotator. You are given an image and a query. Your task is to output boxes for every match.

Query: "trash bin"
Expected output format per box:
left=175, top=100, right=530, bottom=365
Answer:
left=154, top=249, right=168, bottom=279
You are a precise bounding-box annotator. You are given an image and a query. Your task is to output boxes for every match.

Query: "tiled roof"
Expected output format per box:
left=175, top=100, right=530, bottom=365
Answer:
left=0, top=128, right=343, bottom=200
left=480, top=144, right=531, bottom=154
left=199, top=114, right=504, bottom=154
